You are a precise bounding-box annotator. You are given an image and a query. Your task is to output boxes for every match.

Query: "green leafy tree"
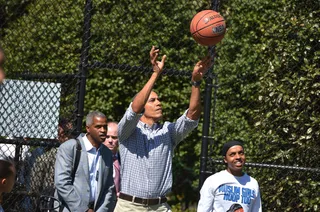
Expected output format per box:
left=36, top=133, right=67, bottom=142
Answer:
left=1, top=0, right=319, bottom=211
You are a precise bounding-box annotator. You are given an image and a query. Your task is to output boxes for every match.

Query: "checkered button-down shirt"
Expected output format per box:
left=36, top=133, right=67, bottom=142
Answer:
left=118, top=104, right=198, bottom=198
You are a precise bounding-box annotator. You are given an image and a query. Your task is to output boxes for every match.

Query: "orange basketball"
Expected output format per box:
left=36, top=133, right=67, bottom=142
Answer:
left=190, top=10, right=226, bottom=46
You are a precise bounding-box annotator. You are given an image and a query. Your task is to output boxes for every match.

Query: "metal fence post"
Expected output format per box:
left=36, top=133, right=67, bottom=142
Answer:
left=75, top=0, right=93, bottom=136
left=199, top=0, right=220, bottom=189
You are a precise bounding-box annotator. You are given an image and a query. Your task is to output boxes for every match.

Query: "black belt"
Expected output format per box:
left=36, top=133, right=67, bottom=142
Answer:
left=119, top=193, right=167, bottom=206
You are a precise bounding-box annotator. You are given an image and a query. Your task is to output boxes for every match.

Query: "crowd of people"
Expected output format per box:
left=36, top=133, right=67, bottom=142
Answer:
left=0, top=46, right=262, bottom=211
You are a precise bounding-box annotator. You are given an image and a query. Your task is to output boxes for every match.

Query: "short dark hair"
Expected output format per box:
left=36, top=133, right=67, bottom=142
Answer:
left=59, top=118, right=73, bottom=131
left=86, top=111, right=106, bottom=126
left=221, top=140, right=244, bottom=156
left=227, top=203, right=243, bottom=212
left=0, top=156, right=15, bottom=178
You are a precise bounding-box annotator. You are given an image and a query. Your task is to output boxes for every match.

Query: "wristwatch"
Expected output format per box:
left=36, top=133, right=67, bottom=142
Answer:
left=191, top=80, right=201, bottom=87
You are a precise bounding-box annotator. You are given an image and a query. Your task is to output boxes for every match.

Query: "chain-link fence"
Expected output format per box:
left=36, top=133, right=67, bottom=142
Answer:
left=0, top=0, right=319, bottom=211
left=205, top=0, right=320, bottom=211
left=0, top=0, right=82, bottom=211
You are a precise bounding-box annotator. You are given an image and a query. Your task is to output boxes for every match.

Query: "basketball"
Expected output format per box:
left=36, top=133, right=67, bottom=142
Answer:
left=190, top=10, right=226, bottom=46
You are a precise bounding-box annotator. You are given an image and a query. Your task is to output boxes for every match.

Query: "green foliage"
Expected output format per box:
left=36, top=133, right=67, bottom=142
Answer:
left=1, top=0, right=319, bottom=210
left=211, top=0, right=320, bottom=210
left=2, top=0, right=83, bottom=75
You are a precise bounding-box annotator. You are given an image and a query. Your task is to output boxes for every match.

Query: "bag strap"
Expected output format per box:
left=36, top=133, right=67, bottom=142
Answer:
left=71, top=138, right=82, bottom=183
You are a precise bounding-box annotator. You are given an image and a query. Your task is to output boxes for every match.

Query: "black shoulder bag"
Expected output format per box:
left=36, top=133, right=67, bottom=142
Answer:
left=71, top=138, right=82, bottom=182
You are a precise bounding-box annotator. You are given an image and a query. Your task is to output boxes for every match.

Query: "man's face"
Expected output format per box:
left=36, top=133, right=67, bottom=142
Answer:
left=103, top=123, right=119, bottom=154
left=0, top=51, right=5, bottom=83
left=224, top=145, right=246, bottom=176
left=86, top=116, right=107, bottom=144
left=143, top=91, right=163, bottom=122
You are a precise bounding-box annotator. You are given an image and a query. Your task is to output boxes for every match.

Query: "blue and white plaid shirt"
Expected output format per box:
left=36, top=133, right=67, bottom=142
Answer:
left=118, top=104, right=198, bottom=198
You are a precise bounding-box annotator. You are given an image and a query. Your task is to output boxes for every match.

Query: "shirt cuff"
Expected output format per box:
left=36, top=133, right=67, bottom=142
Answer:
left=182, top=109, right=199, bottom=123
left=127, top=102, right=144, bottom=118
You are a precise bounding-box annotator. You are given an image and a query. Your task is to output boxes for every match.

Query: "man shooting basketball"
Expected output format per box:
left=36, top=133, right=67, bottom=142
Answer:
left=115, top=46, right=212, bottom=211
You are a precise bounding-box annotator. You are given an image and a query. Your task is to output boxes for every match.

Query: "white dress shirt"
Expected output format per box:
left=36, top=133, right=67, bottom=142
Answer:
left=83, top=135, right=101, bottom=202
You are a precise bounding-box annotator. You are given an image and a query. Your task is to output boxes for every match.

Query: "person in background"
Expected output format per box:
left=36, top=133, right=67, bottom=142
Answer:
left=197, top=140, right=262, bottom=212
left=54, top=111, right=115, bottom=212
left=0, top=156, right=16, bottom=212
left=103, top=121, right=120, bottom=197
left=17, top=119, right=74, bottom=211
left=29, top=119, right=74, bottom=197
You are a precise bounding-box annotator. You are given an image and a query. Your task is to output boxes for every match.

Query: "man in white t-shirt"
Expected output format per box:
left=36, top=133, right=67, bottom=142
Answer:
left=197, top=140, right=262, bottom=212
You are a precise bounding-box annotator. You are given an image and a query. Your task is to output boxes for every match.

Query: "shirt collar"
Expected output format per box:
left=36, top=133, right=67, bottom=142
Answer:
left=83, top=134, right=100, bottom=152
left=138, top=120, right=159, bottom=130
left=113, top=152, right=119, bottom=159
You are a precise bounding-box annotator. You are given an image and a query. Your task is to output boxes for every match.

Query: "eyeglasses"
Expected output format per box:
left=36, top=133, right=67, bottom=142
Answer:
left=106, top=135, right=118, bottom=139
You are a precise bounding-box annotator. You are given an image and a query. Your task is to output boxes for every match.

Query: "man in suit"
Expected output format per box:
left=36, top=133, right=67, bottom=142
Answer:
left=54, top=111, right=116, bottom=212
left=103, top=122, right=120, bottom=197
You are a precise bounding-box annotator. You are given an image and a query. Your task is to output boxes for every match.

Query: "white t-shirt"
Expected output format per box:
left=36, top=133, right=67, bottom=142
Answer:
left=197, top=170, right=262, bottom=212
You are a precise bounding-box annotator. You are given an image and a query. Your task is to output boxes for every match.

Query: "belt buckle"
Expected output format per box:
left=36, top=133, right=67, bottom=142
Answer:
left=141, top=198, right=149, bottom=206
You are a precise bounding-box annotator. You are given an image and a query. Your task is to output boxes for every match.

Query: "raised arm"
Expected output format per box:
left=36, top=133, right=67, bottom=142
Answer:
left=131, top=46, right=167, bottom=113
left=187, top=56, right=212, bottom=120
left=118, top=46, right=167, bottom=141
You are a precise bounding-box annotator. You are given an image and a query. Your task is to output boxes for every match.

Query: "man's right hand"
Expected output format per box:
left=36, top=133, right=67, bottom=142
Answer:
left=131, top=46, right=167, bottom=114
left=150, top=46, right=166, bottom=74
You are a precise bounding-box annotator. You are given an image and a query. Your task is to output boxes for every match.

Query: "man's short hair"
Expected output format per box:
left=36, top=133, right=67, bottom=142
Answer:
left=86, top=111, right=106, bottom=126
left=221, top=140, right=244, bottom=156
left=107, top=121, right=118, bottom=125
left=0, top=156, right=15, bottom=178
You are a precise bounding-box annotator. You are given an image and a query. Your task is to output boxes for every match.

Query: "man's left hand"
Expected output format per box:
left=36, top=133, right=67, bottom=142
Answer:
left=192, top=56, right=212, bottom=82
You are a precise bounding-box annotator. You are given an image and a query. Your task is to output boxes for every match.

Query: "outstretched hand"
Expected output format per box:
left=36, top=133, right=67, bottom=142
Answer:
left=192, top=55, right=213, bottom=82
left=150, top=46, right=167, bottom=74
